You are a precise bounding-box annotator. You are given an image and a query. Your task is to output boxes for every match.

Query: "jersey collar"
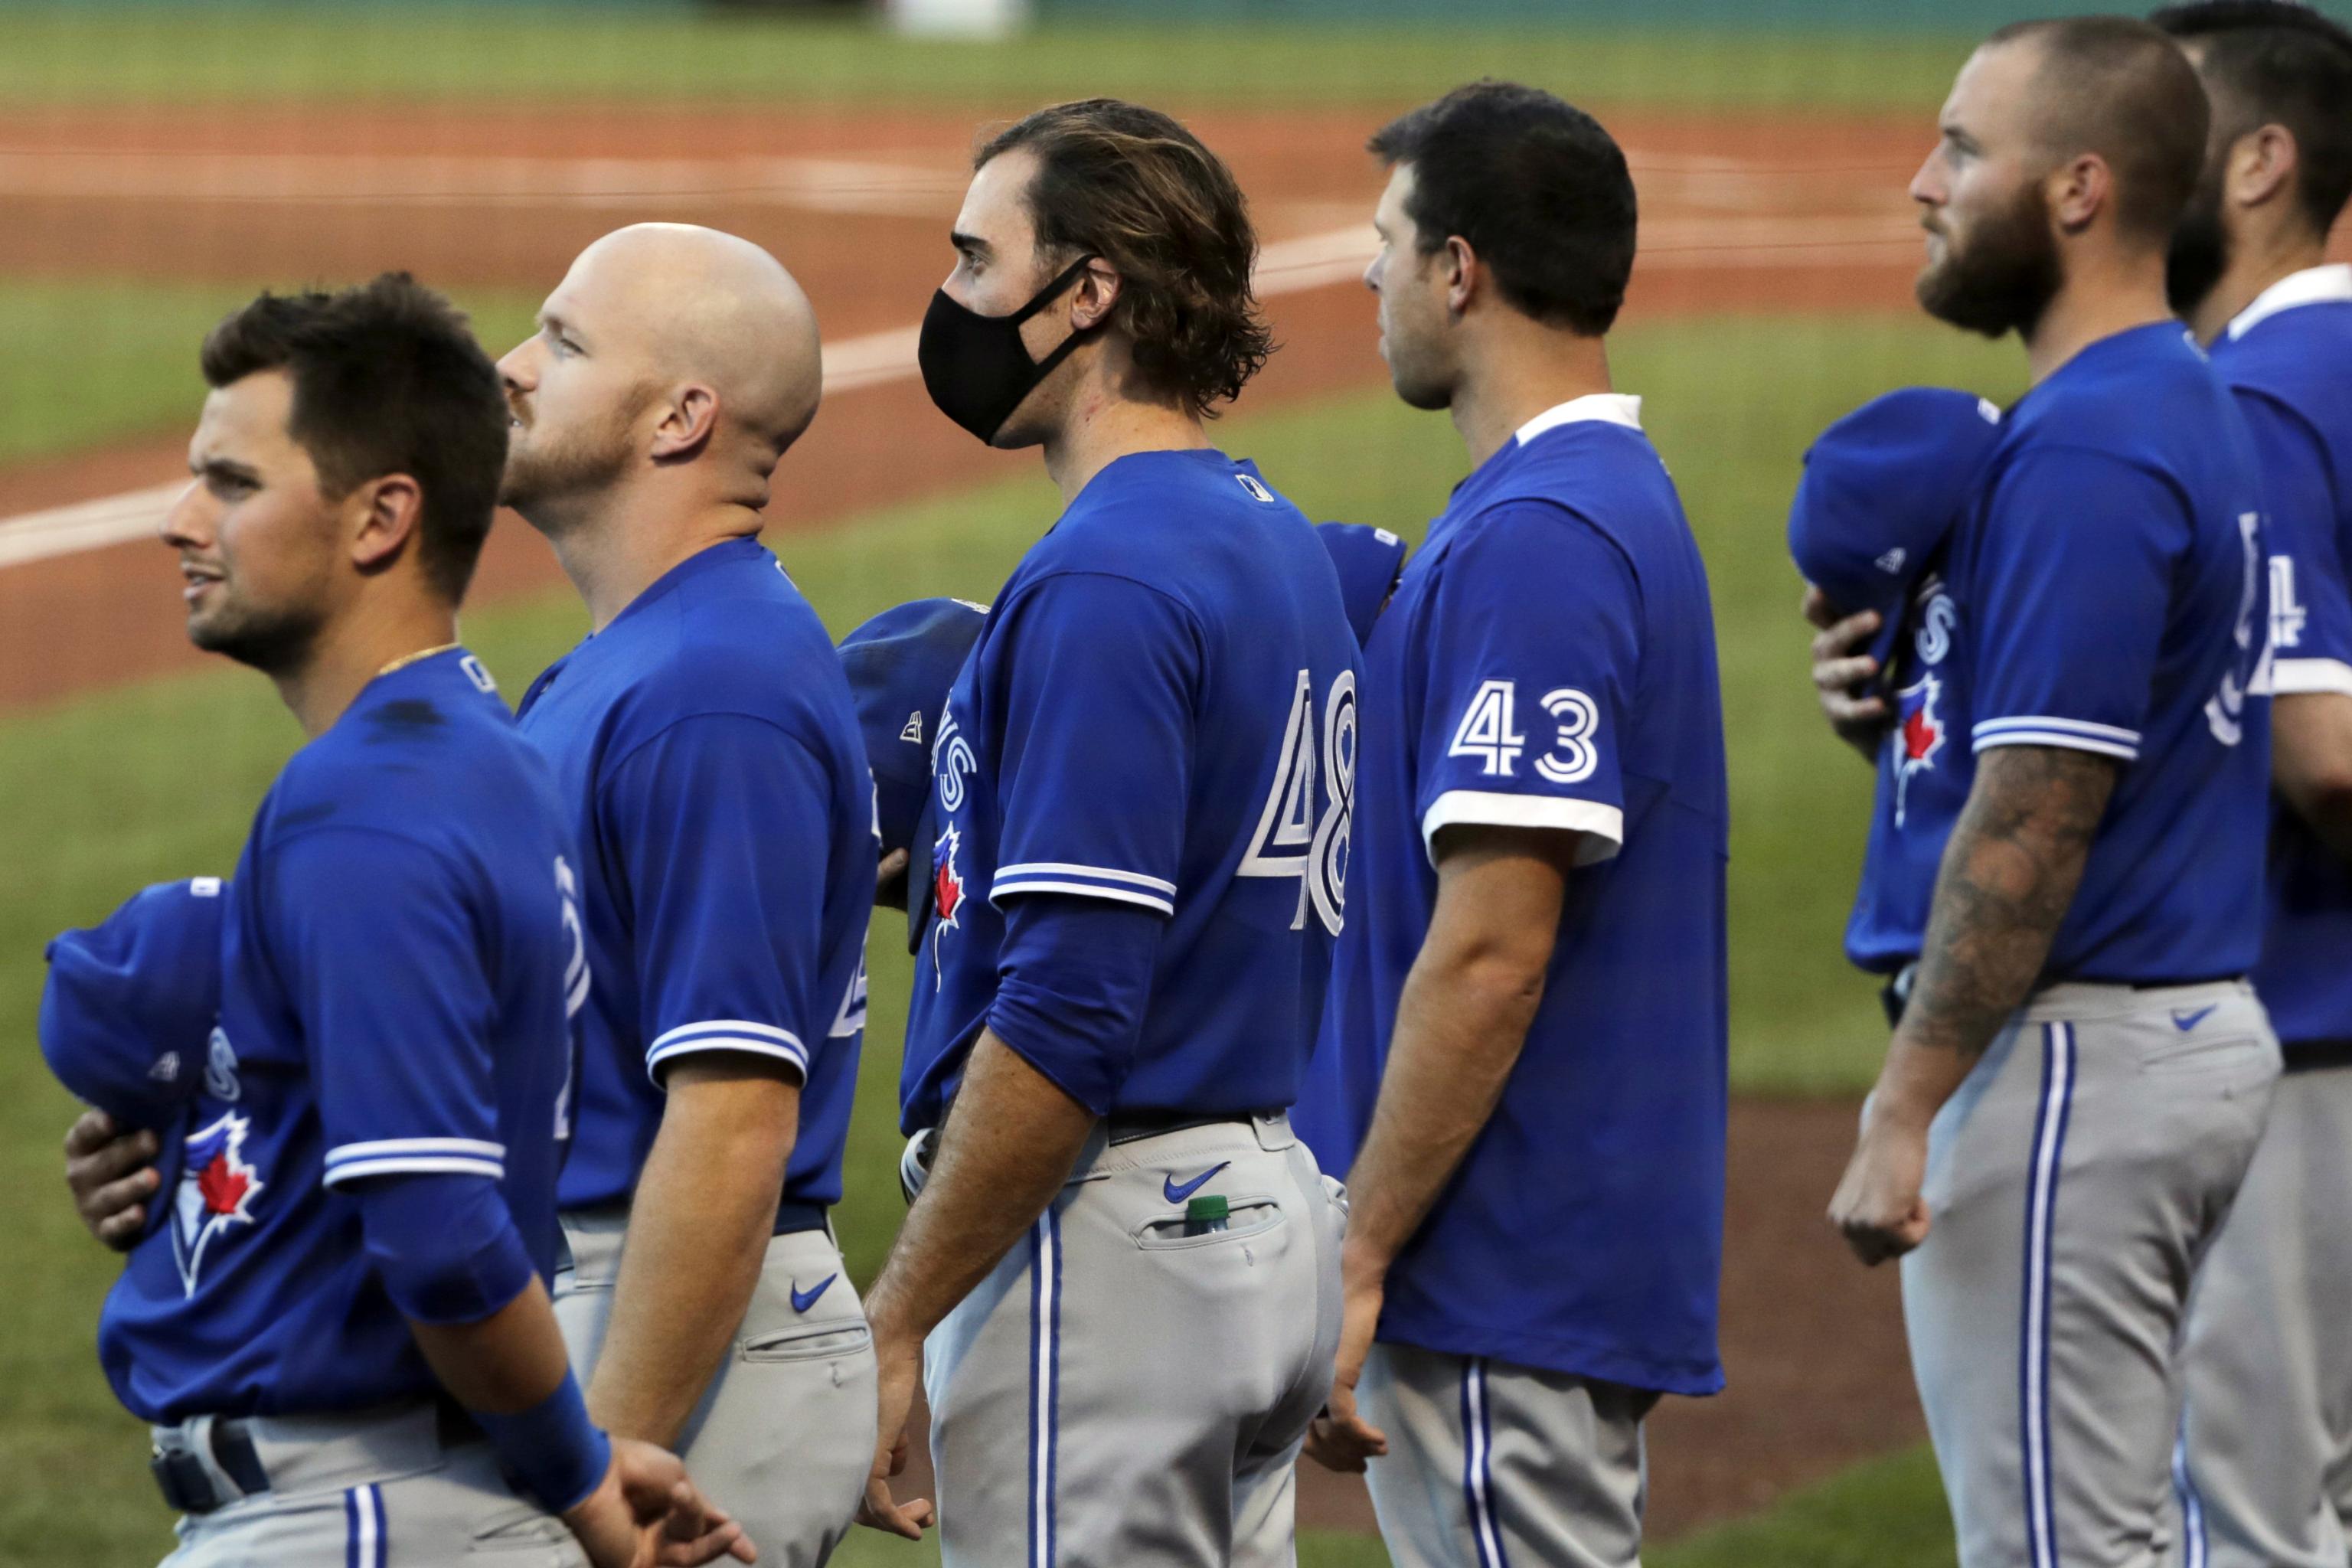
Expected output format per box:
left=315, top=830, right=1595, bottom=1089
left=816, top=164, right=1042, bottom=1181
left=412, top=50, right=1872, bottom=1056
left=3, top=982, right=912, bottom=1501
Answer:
left=2227, top=263, right=2352, bottom=341
left=1514, top=393, right=1644, bottom=446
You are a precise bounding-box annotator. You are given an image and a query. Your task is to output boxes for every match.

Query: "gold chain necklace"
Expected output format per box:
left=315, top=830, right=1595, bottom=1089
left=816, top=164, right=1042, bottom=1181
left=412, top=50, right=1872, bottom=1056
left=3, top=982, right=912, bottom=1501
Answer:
left=376, top=642, right=461, bottom=678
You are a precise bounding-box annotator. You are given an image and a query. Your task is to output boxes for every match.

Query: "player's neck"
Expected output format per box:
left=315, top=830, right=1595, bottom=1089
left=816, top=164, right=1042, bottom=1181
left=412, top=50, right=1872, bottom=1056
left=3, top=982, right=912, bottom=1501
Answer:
left=276, top=593, right=459, bottom=740
left=2022, top=250, right=2173, bottom=386
left=2184, top=226, right=2330, bottom=347
left=547, top=488, right=762, bottom=634
left=1041, top=385, right=1208, bottom=505
left=1449, top=328, right=1614, bottom=472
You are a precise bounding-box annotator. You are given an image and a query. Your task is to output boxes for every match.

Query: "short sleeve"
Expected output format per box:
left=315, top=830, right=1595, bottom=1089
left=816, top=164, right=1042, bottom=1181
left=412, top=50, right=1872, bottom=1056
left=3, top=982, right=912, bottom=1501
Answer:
left=1415, top=504, right=1635, bottom=866
left=986, top=573, right=1195, bottom=916
left=273, top=828, right=505, bottom=1191
left=599, top=714, right=838, bottom=1086
left=2240, top=391, right=2352, bottom=695
left=1968, top=448, right=2175, bottom=761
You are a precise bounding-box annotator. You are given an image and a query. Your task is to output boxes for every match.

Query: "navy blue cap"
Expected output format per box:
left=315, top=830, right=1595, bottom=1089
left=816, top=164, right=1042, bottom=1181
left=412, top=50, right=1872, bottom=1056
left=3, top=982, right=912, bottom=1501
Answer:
left=1789, top=387, right=2002, bottom=668
left=41, top=877, right=224, bottom=1131
left=1318, top=523, right=1410, bottom=648
left=837, top=598, right=988, bottom=949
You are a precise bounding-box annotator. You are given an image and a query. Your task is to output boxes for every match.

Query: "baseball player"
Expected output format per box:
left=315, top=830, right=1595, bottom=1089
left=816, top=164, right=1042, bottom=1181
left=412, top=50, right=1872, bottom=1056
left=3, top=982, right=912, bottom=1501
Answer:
left=80, top=276, right=741, bottom=1566
left=1317, top=522, right=1410, bottom=648
left=1817, top=21, right=2277, bottom=1568
left=1298, top=83, right=1728, bottom=1568
left=497, top=224, right=880, bottom=1566
left=2150, top=5, right=2352, bottom=1564
left=853, top=100, right=1357, bottom=1564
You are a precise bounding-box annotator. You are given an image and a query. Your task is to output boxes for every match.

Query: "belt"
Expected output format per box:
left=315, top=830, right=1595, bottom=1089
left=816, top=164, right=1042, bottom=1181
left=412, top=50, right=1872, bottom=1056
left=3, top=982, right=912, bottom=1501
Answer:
left=152, top=1399, right=477, bottom=1515
left=151, top=1422, right=270, bottom=1515
left=773, top=1198, right=829, bottom=1236
left=1880, top=964, right=2246, bottom=1029
left=2284, top=1039, right=2352, bottom=1074
left=1104, top=1109, right=1266, bottom=1145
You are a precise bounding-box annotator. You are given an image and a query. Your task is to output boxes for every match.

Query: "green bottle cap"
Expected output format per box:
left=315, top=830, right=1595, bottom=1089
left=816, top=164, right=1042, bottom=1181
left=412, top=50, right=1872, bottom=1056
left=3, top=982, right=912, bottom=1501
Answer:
left=1187, top=1194, right=1230, bottom=1222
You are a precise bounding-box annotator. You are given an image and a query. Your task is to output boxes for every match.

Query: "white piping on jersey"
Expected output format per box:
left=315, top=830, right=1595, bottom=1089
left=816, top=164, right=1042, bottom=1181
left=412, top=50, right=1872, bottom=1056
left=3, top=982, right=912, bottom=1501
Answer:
left=323, top=1155, right=507, bottom=1185
left=988, top=878, right=1176, bottom=917
left=1514, top=394, right=1645, bottom=446
left=1971, top=715, right=2141, bottom=762
left=644, top=1021, right=809, bottom=1085
left=1419, top=790, right=1624, bottom=868
left=2226, top=263, right=2352, bottom=341
left=992, top=862, right=1176, bottom=894
left=323, top=1137, right=507, bottom=1187
left=2269, top=657, right=2352, bottom=697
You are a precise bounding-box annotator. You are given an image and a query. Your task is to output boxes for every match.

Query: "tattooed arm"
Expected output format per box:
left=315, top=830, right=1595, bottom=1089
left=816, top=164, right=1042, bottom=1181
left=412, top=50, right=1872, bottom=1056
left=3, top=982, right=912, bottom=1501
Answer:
left=1828, top=743, right=2117, bottom=1265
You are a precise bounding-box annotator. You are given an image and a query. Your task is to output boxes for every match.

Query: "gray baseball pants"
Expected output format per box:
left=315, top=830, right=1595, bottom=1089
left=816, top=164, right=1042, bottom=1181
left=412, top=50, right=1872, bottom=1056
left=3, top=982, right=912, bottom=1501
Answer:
left=1357, top=1341, right=1658, bottom=1568
left=918, top=1112, right=1344, bottom=1567
left=1902, top=980, right=2278, bottom=1568
left=2168, top=1060, right=2352, bottom=1568
left=154, top=1400, right=585, bottom=1566
left=555, top=1210, right=877, bottom=1568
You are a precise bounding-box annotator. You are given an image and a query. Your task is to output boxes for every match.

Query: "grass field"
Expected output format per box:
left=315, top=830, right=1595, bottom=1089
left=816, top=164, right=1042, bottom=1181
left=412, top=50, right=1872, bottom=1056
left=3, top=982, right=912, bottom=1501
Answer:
left=0, top=290, right=2013, bottom=1560
left=0, top=8, right=1988, bottom=111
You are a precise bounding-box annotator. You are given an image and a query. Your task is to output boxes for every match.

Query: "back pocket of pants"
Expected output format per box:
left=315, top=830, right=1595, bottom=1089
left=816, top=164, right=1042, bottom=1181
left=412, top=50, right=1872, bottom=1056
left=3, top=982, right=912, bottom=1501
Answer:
left=2141, top=1031, right=2268, bottom=1078
left=1133, top=1196, right=1286, bottom=1251
left=742, top=1320, right=874, bottom=1364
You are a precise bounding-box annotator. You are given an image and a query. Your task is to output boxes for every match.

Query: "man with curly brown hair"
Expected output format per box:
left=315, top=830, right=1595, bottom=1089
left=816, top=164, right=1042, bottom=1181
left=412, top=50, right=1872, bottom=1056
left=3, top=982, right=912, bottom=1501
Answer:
left=854, top=99, right=1359, bottom=1566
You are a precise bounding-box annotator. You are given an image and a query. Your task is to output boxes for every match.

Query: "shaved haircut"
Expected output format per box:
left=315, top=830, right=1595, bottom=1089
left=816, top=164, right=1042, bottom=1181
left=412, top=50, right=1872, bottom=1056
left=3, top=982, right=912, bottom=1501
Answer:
left=2153, top=0, right=2352, bottom=237
left=1989, top=15, right=2211, bottom=243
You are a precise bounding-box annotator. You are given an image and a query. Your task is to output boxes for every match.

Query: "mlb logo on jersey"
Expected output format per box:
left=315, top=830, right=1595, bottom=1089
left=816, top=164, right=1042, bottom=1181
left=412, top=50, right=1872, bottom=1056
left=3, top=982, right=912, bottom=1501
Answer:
left=1894, top=671, right=1946, bottom=828
left=173, top=1111, right=264, bottom=1295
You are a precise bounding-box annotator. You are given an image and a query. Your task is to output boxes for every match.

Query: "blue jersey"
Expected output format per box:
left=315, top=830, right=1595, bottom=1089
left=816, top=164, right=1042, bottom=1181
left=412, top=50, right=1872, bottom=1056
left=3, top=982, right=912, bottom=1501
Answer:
left=1844, top=560, right=1977, bottom=972
left=2214, top=267, right=2352, bottom=1052
left=1849, top=323, right=2272, bottom=982
left=98, top=652, right=582, bottom=1423
left=900, top=449, right=1359, bottom=1131
left=1302, top=397, right=1729, bottom=1396
left=518, top=537, right=874, bottom=1215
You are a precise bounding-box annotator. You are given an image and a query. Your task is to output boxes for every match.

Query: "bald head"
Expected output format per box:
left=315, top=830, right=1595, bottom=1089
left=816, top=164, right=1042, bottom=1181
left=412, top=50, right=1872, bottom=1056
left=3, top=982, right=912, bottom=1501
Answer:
left=1981, top=16, right=2209, bottom=245
left=498, top=224, right=822, bottom=530
left=565, top=224, right=822, bottom=452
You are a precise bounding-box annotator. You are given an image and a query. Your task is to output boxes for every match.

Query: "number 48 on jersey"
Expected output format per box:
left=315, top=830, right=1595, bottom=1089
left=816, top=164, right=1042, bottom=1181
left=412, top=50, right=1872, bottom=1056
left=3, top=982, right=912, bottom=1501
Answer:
left=1238, top=668, right=1357, bottom=935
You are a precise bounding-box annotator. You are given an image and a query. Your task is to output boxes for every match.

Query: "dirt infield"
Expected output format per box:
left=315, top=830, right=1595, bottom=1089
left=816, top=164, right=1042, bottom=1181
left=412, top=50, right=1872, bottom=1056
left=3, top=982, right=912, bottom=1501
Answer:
left=0, top=99, right=1930, bottom=1540
left=0, top=101, right=1925, bottom=712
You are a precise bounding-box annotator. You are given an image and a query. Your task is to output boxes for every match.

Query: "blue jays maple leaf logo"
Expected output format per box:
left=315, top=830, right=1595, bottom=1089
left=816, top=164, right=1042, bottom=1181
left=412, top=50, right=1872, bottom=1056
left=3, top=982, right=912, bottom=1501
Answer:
left=932, top=824, right=966, bottom=929
left=173, top=1111, right=264, bottom=1295
left=1893, top=672, right=1946, bottom=829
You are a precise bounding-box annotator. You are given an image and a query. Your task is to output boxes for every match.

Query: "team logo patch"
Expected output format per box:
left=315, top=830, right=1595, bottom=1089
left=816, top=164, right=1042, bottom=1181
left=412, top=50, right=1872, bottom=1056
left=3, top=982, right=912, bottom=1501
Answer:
left=932, top=824, right=966, bottom=931
left=172, top=1112, right=264, bottom=1295
left=1893, top=671, right=1945, bottom=828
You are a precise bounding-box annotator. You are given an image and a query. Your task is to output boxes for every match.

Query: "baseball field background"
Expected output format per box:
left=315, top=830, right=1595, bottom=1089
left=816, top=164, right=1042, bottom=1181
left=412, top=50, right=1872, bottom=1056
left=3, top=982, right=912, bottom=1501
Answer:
left=4, top=3, right=2346, bottom=1563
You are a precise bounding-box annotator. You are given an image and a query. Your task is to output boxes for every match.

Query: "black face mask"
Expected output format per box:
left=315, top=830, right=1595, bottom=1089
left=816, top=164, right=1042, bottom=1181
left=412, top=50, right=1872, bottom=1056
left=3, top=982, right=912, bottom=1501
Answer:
left=918, top=255, right=1097, bottom=444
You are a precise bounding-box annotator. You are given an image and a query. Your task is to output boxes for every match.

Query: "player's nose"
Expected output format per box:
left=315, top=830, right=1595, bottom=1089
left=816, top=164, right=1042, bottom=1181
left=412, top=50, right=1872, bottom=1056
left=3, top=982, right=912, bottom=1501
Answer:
left=159, top=479, right=211, bottom=550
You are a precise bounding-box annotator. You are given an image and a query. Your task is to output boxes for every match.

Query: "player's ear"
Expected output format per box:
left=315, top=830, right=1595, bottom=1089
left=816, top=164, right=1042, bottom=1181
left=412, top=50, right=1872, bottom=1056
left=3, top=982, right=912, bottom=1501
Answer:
left=650, top=384, right=720, bottom=461
left=2048, top=152, right=2108, bottom=234
left=2231, top=123, right=2298, bottom=211
left=1443, top=235, right=1478, bottom=317
left=1071, top=258, right=1121, bottom=332
left=348, top=473, right=424, bottom=573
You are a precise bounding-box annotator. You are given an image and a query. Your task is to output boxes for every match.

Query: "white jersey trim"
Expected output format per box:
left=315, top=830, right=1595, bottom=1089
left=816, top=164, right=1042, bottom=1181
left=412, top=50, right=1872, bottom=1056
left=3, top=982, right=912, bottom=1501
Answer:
left=1971, top=715, right=2141, bottom=761
left=644, top=1020, right=809, bottom=1084
left=1514, top=393, right=1644, bottom=446
left=2268, top=657, right=2352, bottom=697
left=988, top=877, right=1177, bottom=916
left=325, top=1136, right=504, bottom=1165
left=2226, top=263, right=2352, bottom=341
left=1419, top=790, right=1624, bottom=866
left=993, top=861, right=1177, bottom=895
left=322, top=1155, right=505, bottom=1187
